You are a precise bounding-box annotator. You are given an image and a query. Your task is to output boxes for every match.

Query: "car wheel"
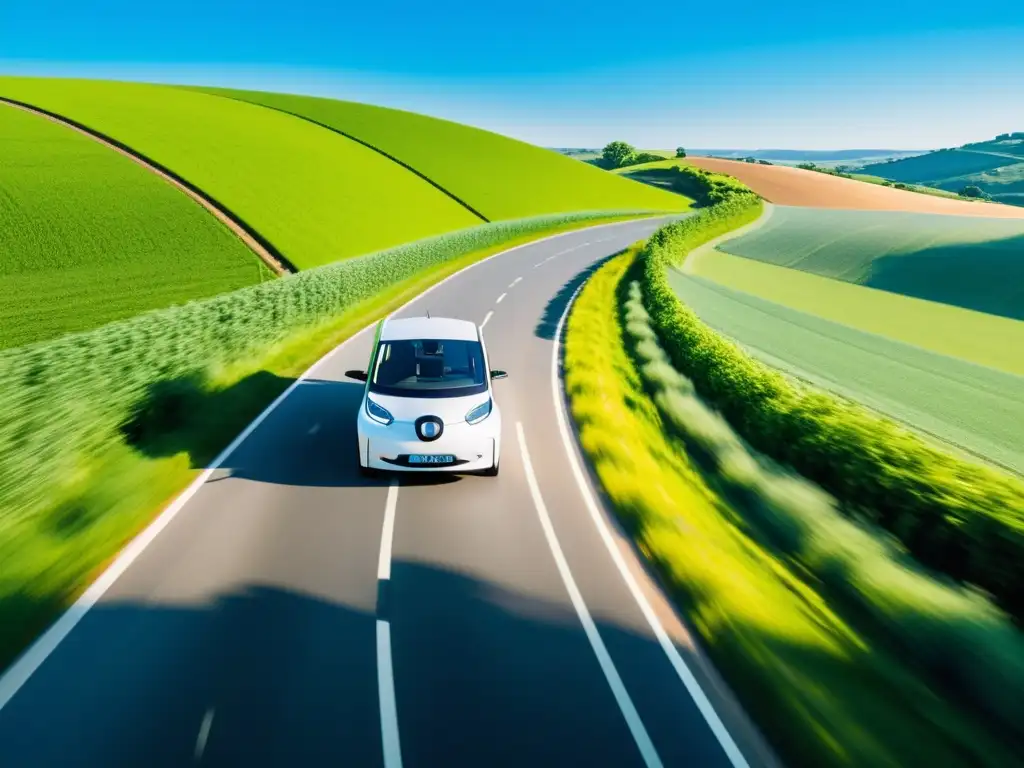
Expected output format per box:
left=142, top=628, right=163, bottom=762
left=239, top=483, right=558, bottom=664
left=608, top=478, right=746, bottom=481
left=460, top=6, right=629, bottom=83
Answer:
left=482, top=461, right=499, bottom=477
left=360, top=463, right=381, bottom=479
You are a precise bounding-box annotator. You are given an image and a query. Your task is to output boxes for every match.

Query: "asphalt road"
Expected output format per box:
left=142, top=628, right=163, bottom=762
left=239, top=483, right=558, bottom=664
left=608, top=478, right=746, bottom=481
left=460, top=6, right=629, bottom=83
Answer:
left=0, top=218, right=778, bottom=767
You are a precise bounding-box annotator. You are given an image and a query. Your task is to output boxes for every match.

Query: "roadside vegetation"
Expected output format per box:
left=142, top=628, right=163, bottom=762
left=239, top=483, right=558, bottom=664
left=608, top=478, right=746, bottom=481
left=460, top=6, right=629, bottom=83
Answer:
left=0, top=101, right=267, bottom=349
left=641, top=197, right=1024, bottom=628
left=0, top=77, right=483, bottom=268
left=565, top=249, right=1023, bottom=767
left=189, top=88, right=691, bottom=219
left=0, top=210, right=654, bottom=675
left=669, top=268, right=1024, bottom=475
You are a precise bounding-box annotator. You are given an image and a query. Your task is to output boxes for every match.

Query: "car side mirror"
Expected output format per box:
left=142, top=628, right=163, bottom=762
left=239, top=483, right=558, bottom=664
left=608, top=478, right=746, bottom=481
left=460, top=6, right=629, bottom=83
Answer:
left=345, top=370, right=368, bottom=382
left=490, top=370, right=508, bottom=380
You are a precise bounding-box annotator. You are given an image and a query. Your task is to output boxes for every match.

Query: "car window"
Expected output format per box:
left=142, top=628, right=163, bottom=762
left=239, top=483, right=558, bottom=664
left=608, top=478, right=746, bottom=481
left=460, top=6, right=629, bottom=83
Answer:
left=369, top=338, right=488, bottom=398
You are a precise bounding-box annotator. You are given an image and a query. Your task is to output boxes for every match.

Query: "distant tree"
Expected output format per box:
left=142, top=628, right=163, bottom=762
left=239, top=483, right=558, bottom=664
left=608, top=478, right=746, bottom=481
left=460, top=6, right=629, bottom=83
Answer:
left=996, top=133, right=1011, bottom=141
left=960, top=185, right=985, bottom=198
left=675, top=147, right=687, bottom=158
left=631, top=152, right=666, bottom=164
left=797, top=162, right=818, bottom=171
left=601, top=141, right=635, bottom=169
left=757, top=159, right=773, bottom=165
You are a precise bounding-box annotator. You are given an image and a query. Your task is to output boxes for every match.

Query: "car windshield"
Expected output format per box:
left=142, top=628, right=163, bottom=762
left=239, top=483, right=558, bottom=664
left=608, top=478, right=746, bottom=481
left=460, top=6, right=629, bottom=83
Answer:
left=369, top=338, right=488, bottom=398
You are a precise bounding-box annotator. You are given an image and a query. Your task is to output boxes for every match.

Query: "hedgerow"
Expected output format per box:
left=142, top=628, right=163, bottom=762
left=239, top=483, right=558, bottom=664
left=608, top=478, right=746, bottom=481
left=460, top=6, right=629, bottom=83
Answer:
left=638, top=196, right=1024, bottom=625
left=0, top=210, right=651, bottom=523
left=623, top=277, right=1024, bottom=738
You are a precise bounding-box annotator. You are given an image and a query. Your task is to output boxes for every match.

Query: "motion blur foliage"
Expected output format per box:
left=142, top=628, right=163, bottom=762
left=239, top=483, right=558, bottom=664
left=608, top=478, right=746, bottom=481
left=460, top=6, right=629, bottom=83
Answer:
left=637, top=190, right=1024, bottom=628
left=0, top=210, right=652, bottom=522
left=622, top=278, right=1024, bottom=739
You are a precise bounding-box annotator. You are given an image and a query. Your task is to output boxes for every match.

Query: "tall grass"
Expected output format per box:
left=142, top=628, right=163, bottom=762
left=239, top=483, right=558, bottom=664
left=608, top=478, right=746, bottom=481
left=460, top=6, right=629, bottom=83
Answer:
left=564, top=251, right=1020, bottom=767
left=0, top=210, right=651, bottom=522
left=639, top=196, right=1024, bottom=625
left=624, top=278, right=1024, bottom=740
left=0, top=211, right=654, bottom=674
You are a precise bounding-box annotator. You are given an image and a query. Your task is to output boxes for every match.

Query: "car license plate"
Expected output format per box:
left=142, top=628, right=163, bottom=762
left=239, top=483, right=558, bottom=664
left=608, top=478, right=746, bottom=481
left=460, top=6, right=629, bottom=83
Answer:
left=408, top=454, right=455, bottom=465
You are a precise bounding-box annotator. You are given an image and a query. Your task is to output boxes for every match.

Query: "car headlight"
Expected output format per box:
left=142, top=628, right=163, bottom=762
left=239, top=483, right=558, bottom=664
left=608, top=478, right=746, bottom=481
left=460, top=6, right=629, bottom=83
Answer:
left=366, top=397, right=394, bottom=426
left=466, top=398, right=492, bottom=425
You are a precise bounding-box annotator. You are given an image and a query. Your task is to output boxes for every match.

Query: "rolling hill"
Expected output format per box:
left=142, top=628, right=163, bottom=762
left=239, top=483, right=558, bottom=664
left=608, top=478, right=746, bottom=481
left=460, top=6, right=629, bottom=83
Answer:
left=860, top=149, right=1022, bottom=184
left=687, top=156, right=1024, bottom=217
left=0, top=99, right=266, bottom=349
left=861, top=135, right=1024, bottom=205
left=190, top=87, right=690, bottom=221
left=0, top=76, right=687, bottom=348
left=0, top=77, right=483, bottom=270
left=716, top=206, right=1024, bottom=320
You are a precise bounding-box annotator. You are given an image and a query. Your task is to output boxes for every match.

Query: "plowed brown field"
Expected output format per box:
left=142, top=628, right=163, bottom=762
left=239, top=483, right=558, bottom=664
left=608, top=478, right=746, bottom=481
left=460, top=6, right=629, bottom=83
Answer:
left=689, top=156, right=1024, bottom=219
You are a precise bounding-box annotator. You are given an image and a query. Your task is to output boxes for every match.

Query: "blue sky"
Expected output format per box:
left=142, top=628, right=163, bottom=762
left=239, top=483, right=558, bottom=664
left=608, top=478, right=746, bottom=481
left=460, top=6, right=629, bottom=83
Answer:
left=1, top=1, right=1022, bottom=149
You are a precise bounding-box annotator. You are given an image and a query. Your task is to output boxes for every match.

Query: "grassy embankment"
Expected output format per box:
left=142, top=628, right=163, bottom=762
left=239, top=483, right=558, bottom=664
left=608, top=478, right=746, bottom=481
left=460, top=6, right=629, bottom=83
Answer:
left=0, top=211, right=651, bottom=674
left=566, top=247, right=1023, bottom=767
left=0, top=101, right=267, bottom=348
left=188, top=87, right=690, bottom=219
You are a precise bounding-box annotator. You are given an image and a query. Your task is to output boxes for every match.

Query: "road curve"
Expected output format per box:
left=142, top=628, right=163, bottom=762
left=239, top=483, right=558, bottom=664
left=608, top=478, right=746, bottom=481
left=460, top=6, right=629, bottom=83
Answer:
left=0, top=218, right=779, bottom=768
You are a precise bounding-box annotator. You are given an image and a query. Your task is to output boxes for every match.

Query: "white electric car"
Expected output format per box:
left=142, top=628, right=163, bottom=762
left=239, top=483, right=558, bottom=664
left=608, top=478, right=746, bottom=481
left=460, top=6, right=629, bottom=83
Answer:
left=346, top=316, right=506, bottom=477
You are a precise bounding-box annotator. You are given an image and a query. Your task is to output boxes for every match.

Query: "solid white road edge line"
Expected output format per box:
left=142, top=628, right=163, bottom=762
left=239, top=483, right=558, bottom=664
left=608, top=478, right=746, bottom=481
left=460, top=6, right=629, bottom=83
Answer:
left=376, top=620, right=403, bottom=768
left=0, top=214, right=669, bottom=713
left=516, top=423, right=663, bottom=768
left=550, top=283, right=750, bottom=768
left=480, top=310, right=494, bottom=329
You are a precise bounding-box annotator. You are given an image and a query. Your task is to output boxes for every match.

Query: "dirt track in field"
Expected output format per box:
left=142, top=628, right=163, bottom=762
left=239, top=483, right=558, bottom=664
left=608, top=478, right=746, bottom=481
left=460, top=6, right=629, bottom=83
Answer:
left=689, top=156, right=1024, bottom=219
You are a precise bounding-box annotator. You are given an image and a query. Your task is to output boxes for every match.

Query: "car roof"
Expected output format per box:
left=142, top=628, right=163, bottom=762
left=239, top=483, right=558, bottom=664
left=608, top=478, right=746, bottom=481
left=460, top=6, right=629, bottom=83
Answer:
left=380, top=316, right=480, bottom=342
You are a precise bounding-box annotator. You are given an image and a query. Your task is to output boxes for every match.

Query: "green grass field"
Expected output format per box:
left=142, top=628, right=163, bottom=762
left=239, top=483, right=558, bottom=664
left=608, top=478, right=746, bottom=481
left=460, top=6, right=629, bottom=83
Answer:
left=861, top=149, right=1024, bottom=184
left=668, top=269, right=1024, bottom=474
left=0, top=77, right=483, bottom=270
left=190, top=87, right=691, bottom=220
left=688, top=244, right=1024, bottom=377
left=716, top=205, right=1024, bottom=321
left=0, top=102, right=267, bottom=349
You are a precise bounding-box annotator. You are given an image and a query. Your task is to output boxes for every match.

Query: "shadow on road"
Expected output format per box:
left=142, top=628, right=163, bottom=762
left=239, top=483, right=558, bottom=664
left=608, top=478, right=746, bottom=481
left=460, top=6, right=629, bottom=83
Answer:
left=534, top=257, right=618, bottom=341
left=0, top=565, right=774, bottom=767
left=120, top=370, right=459, bottom=489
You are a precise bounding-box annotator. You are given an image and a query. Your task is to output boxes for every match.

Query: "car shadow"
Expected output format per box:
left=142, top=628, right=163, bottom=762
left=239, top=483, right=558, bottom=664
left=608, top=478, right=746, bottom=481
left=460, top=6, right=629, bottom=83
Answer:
left=120, top=370, right=459, bottom=488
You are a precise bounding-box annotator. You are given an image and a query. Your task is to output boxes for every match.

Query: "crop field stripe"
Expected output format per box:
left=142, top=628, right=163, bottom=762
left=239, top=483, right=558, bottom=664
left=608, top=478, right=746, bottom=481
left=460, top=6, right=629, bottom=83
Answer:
left=0, top=95, right=295, bottom=275
left=204, top=91, right=491, bottom=223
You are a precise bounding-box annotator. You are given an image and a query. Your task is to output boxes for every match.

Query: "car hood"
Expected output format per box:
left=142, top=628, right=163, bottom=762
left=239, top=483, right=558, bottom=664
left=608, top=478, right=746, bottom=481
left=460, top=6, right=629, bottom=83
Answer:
left=366, top=391, right=491, bottom=424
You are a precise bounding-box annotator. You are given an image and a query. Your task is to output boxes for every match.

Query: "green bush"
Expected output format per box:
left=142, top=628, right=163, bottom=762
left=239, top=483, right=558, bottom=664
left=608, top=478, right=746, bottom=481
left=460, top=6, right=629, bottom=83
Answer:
left=664, top=165, right=757, bottom=207
left=0, top=210, right=653, bottom=524
left=638, top=198, right=1024, bottom=626
left=623, top=277, right=1024, bottom=738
